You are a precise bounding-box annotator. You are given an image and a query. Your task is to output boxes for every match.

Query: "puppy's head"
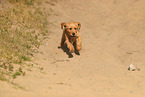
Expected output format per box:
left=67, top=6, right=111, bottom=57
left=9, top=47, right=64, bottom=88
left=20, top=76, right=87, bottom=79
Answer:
left=61, top=22, right=81, bottom=38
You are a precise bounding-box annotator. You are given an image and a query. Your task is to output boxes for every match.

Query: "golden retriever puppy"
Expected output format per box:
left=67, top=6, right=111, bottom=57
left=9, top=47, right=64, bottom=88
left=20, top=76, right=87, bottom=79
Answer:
left=58, top=21, right=82, bottom=55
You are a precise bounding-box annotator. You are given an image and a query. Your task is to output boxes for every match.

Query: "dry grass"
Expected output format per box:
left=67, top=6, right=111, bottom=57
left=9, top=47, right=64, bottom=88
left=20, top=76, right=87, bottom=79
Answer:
left=8, top=0, right=41, bottom=5
left=0, top=0, right=49, bottom=80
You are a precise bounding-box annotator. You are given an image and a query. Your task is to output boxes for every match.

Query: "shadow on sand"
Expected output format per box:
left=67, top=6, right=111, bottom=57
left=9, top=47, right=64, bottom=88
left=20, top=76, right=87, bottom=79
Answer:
left=58, top=43, right=80, bottom=58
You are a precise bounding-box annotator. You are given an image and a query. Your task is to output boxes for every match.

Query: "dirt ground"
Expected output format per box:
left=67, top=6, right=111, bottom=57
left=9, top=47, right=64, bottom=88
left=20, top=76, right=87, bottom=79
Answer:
left=1, top=0, right=145, bottom=97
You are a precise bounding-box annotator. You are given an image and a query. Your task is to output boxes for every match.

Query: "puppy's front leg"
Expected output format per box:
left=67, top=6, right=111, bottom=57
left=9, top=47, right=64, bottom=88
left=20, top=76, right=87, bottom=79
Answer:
left=66, top=40, right=74, bottom=53
left=75, top=36, right=82, bottom=51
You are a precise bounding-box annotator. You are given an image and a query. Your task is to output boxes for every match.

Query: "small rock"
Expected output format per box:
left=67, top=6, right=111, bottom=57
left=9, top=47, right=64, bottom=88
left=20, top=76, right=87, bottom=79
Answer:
left=128, top=64, right=140, bottom=71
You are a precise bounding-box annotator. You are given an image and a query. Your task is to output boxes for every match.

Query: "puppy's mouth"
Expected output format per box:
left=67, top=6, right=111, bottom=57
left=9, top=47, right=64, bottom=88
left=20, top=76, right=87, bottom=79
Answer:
left=71, top=36, right=76, bottom=38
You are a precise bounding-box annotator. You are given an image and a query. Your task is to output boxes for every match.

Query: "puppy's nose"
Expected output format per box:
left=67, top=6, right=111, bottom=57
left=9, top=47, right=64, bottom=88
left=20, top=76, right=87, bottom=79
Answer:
left=72, top=33, right=75, bottom=36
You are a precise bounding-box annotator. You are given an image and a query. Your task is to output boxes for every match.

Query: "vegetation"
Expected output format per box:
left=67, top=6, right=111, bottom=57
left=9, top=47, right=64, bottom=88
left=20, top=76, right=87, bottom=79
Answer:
left=0, top=0, right=49, bottom=81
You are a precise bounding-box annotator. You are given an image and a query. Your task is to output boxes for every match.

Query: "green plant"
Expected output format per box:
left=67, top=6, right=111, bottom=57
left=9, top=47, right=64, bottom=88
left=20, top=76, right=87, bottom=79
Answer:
left=8, top=0, right=35, bottom=5
left=0, top=0, right=49, bottom=81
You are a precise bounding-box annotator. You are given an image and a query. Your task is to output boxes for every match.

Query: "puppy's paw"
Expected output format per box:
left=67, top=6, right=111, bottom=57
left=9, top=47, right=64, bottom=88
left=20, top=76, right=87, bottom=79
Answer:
left=75, top=51, right=80, bottom=55
left=58, top=45, right=62, bottom=49
left=68, top=54, right=73, bottom=58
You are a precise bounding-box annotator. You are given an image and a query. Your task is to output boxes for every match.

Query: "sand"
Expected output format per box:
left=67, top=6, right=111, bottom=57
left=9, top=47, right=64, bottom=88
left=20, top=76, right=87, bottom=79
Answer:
left=0, top=0, right=145, bottom=97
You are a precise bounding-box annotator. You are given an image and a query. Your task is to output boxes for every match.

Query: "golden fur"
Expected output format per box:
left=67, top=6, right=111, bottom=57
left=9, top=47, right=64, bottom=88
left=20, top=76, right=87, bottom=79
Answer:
left=58, top=21, right=82, bottom=53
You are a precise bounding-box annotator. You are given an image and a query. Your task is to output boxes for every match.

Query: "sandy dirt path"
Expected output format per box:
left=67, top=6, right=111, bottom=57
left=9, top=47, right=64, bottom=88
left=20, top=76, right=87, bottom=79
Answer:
left=1, top=0, right=145, bottom=97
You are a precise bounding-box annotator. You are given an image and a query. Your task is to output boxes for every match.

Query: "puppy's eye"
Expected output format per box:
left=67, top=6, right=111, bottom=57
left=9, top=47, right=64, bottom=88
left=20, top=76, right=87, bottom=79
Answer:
left=69, top=28, right=72, bottom=30
left=74, top=28, right=77, bottom=30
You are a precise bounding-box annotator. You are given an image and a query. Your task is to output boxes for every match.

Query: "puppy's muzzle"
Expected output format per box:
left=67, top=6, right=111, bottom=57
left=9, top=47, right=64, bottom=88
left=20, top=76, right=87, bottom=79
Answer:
left=71, top=33, right=76, bottom=37
left=72, top=33, right=75, bottom=36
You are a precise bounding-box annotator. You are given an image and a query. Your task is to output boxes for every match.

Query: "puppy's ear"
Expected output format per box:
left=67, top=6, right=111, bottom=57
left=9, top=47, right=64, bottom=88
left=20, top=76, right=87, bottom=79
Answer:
left=61, top=23, right=67, bottom=29
left=77, top=22, right=81, bottom=29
